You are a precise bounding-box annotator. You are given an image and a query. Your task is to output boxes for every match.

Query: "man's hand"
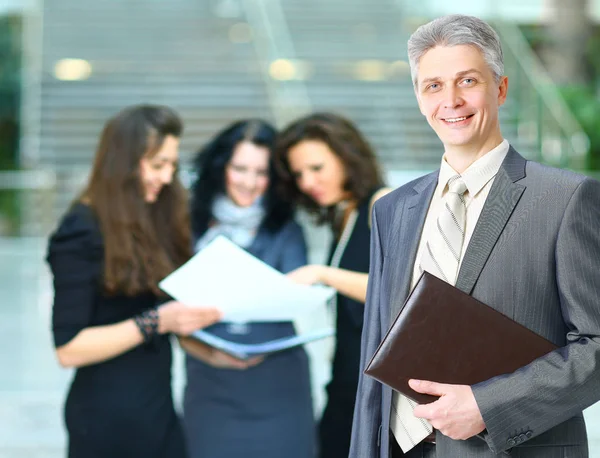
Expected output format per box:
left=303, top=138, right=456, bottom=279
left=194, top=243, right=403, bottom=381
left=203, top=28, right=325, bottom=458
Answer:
left=410, top=379, right=486, bottom=440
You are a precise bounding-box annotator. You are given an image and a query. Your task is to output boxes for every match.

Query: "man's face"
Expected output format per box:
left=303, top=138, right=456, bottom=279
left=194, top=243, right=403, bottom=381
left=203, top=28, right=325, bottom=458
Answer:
left=415, top=44, right=508, bottom=154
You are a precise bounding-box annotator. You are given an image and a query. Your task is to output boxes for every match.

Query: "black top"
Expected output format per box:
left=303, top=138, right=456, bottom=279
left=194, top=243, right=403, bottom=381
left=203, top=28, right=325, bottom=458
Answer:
left=47, top=203, right=185, bottom=458
left=327, top=190, right=378, bottom=398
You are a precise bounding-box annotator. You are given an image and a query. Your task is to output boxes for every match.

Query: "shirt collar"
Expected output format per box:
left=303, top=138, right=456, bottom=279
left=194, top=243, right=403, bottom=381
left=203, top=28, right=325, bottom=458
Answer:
left=437, top=139, right=510, bottom=198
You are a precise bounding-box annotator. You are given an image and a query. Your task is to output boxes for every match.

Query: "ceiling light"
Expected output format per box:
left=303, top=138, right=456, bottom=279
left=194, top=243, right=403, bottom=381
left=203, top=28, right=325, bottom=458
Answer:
left=269, top=59, right=313, bottom=81
left=54, top=58, right=92, bottom=81
left=353, top=60, right=387, bottom=81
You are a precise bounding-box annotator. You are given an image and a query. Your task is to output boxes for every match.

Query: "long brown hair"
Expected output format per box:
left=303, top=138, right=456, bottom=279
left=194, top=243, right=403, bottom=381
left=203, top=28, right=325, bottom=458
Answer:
left=275, top=112, right=384, bottom=225
left=81, top=105, right=190, bottom=296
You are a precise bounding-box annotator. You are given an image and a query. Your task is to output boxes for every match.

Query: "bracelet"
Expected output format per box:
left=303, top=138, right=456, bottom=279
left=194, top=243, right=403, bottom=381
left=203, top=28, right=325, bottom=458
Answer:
left=133, top=308, right=159, bottom=343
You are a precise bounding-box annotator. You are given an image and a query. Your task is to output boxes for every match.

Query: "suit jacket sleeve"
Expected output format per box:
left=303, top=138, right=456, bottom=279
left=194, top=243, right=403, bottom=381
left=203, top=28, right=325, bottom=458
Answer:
left=472, top=177, right=600, bottom=454
left=349, top=202, right=385, bottom=457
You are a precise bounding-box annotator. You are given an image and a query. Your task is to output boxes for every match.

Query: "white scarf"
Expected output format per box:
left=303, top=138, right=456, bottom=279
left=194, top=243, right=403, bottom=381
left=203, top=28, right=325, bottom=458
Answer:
left=195, top=194, right=265, bottom=252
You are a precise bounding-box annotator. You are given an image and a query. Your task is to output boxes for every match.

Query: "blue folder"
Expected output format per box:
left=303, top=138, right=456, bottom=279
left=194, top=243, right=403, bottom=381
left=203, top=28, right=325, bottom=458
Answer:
left=191, top=327, right=335, bottom=360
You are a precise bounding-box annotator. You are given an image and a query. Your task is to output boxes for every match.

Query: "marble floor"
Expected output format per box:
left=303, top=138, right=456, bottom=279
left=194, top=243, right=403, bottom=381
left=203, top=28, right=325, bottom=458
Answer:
left=1, top=237, right=598, bottom=457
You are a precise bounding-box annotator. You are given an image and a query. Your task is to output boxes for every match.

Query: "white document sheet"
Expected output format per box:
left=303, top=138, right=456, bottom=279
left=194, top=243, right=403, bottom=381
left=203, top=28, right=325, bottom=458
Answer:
left=159, top=235, right=335, bottom=322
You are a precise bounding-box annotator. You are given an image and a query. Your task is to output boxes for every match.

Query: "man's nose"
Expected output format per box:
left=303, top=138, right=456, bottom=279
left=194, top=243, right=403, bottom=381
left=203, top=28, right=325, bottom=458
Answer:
left=443, top=86, right=464, bottom=110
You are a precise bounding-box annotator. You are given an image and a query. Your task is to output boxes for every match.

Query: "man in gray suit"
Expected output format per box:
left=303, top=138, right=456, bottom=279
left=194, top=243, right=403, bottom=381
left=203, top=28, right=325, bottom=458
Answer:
left=349, top=14, right=600, bottom=458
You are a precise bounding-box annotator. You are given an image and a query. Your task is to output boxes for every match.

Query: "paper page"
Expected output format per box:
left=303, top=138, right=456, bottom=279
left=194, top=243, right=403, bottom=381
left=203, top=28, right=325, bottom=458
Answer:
left=159, top=236, right=335, bottom=322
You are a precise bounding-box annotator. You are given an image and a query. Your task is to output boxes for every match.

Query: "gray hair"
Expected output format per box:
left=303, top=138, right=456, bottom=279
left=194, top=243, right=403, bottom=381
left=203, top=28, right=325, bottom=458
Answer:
left=407, top=15, right=504, bottom=87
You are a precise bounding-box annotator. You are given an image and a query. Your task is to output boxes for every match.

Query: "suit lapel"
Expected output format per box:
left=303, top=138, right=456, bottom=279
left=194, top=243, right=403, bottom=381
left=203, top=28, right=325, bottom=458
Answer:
left=390, top=172, right=438, bottom=319
left=455, top=146, right=527, bottom=294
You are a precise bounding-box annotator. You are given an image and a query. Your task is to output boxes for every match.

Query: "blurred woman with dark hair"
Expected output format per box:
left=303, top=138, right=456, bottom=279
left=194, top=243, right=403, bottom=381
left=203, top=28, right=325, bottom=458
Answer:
left=180, top=119, right=315, bottom=458
left=276, top=112, right=390, bottom=458
left=46, top=104, right=221, bottom=458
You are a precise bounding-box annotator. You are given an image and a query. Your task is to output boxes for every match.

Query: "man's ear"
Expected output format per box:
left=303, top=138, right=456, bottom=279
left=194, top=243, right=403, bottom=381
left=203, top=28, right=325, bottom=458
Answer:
left=497, top=76, right=509, bottom=107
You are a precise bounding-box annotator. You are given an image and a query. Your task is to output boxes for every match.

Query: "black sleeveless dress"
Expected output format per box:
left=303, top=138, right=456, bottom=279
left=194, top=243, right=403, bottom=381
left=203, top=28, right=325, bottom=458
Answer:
left=47, top=203, right=187, bottom=458
left=318, top=189, right=380, bottom=458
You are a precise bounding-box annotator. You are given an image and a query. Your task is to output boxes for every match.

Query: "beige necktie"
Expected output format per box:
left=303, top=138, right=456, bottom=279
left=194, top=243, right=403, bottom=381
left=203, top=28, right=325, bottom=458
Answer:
left=391, top=175, right=468, bottom=452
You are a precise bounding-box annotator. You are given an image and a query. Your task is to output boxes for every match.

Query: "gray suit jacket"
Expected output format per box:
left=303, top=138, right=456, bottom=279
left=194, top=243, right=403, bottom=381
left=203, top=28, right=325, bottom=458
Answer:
left=349, top=147, right=600, bottom=458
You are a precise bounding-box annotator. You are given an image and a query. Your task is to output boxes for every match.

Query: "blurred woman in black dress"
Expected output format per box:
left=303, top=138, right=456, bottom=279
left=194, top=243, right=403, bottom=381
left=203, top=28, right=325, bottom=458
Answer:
left=276, top=112, right=389, bottom=458
left=46, top=104, right=220, bottom=458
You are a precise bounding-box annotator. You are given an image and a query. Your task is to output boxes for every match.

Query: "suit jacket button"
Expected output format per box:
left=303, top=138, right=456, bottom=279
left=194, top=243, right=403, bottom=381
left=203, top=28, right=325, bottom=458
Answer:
left=519, top=433, right=527, bottom=442
left=507, top=438, right=516, bottom=447
left=525, top=431, right=533, bottom=438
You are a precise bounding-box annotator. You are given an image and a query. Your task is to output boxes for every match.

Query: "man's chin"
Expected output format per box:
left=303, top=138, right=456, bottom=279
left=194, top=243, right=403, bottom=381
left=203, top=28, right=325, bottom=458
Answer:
left=438, top=135, right=477, bottom=150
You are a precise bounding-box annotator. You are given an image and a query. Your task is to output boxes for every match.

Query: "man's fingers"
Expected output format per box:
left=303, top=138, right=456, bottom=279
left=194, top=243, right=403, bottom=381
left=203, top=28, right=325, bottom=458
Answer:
left=412, top=403, right=432, bottom=420
left=409, top=379, right=448, bottom=396
left=412, top=396, right=442, bottom=420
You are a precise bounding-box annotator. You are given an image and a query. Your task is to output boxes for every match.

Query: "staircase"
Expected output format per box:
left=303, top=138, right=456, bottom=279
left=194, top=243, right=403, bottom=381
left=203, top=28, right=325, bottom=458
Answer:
left=272, top=0, right=530, bottom=172
left=35, top=0, right=273, bottom=232
left=26, top=0, right=580, bottom=235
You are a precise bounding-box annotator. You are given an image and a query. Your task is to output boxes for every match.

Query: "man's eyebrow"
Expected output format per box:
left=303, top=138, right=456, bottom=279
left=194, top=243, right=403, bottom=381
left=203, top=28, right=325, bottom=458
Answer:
left=455, top=69, right=484, bottom=78
left=419, top=69, right=484, bottom=87
left=420, top=76, right=440, bottom=86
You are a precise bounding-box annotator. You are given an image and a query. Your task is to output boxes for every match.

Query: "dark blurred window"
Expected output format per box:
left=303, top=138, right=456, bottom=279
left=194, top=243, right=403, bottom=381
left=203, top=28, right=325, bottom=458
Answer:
left=0, top=13, right=21, bottom=235
left=0, top=13, right=20, bottom=168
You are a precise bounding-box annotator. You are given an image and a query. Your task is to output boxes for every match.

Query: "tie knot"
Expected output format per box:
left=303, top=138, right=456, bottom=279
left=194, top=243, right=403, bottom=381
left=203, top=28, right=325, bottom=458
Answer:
left=448, top=175, right=467, bottom=196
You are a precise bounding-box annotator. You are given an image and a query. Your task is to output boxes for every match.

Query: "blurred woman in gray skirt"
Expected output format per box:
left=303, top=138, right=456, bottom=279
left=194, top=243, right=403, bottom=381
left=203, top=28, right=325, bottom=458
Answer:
left=180, top=119, right=316, bottom=458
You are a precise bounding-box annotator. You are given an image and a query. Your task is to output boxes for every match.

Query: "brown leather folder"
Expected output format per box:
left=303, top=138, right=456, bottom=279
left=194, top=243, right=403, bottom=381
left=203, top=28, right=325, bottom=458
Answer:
left=364, top=271, right=558, bottom=404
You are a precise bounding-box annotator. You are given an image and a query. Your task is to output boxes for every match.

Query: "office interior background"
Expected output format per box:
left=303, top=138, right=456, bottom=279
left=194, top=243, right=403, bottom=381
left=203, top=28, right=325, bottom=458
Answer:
left=1, top=0, right=599, bottom=456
